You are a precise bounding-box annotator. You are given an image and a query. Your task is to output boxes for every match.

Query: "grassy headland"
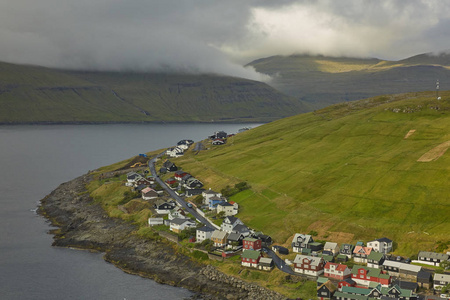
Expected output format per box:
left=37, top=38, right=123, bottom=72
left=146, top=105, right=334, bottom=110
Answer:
left=0, top=61, right=306, bottom=123
left=174, top=91, right=450, bottom=256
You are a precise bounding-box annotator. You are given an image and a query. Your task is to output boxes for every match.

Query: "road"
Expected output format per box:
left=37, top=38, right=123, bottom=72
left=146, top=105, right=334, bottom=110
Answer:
left=148, top=153, right=218, bottom=229
left=149, top=152, right=297, bottom=275
left=263, top=246, right=297, bottom=275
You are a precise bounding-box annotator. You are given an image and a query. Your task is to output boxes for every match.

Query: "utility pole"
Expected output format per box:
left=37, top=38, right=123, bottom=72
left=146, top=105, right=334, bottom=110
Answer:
left=436, top=79, right=440, bottom=100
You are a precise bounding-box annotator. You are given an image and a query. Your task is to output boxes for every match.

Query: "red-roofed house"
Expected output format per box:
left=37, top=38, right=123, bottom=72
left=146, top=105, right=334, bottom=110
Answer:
left=324, top=262, right=351, bottom=280
left=353, top=246, right=373, bottom=263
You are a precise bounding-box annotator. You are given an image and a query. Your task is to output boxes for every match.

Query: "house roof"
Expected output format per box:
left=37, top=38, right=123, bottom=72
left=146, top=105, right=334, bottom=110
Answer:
left=351, top=266, right=390, bottom=279
left=376, top=237, right=393, bottom=243
left=241, top=250, right=260, bottom=260
left=294, top=254, right=324, bottom=267
left=340, top=278, right=356, bottom=285
left=197, top=226, right=215, bottom=233
left=218, top=201, right=233, bottom=207
left=292, top=233, right=313, bottom=245
left=170, top=218, right=194, bottom=226
left=203, top=189, right=219, bottom=195
left=232, top=224, right=249, bottom=233
left=227, top=232, right=243, bottom=241
left=418, top=251, right=449, bottom=260
left=417, top=269, right=432, bottom=280
left=353, top=246, right=373, bottom=255
left=324, top=262, right=349, bottom=272
left=243, top=237, right=259, bottom=243
left=324, top=242, right=338, bottom=249
left=142, top=187, right=153, bottom=194
left=368, top=251, right=385, bottom=261
left=318, top=280, right=337, bottom=293
left=259, top=257, right=273, bottom=266
left=434, top=273, right=450, bottom=282
left=223, top=216, right=239, bottom=224
left=333, top=292, right=368, bottom=300
left=211, top=230, right=228, bottom=240
left=342, top=286, right=372, bottom=296
left=382, top=260, right=421, bottom=273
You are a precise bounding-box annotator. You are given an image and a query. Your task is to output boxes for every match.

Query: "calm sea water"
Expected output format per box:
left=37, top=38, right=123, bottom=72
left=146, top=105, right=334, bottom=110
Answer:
left=0, top=123, right=262, bottom=300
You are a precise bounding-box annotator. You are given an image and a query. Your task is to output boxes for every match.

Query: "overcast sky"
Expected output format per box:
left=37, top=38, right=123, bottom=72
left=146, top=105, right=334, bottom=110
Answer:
left=1, top=0, right=450, bottom=80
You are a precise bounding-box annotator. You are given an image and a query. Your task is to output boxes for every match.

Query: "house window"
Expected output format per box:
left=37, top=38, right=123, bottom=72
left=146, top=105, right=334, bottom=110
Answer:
left=321, top=292, right=328, bottom=296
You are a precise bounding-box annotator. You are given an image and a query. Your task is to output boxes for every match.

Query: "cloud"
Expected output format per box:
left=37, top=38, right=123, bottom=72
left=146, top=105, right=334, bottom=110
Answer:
left=1, top=0, right=450, bottom=79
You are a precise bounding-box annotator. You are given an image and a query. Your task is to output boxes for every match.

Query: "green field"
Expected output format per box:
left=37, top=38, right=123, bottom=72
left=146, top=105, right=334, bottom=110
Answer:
left=174, top=91, right=450, bottom=256
left=0, top=61, right=306, bottom=123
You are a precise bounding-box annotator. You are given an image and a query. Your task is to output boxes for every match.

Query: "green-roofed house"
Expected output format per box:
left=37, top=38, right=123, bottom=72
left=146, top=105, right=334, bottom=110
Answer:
left=241, top=250, right=261, bottom=268
left=367, top=251, right=385, bottom=269
left=351, top=266, right=391, bottom=287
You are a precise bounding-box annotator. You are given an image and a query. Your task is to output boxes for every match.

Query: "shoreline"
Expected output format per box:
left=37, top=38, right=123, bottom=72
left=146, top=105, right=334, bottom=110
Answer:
left=38, top=172, right=286, bottom=300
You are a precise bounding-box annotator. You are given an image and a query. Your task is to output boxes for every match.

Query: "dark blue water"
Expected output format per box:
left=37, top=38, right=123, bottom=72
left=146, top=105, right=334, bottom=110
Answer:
left=0, top=123, right=261, bottom=300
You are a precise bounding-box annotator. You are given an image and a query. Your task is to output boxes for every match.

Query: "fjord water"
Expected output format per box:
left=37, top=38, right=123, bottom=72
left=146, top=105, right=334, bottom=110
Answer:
left=0, top=123, right=261, bottom=300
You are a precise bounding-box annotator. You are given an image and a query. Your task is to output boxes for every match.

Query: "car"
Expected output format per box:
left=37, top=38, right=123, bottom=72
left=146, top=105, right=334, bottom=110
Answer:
left=187, top=203, right=192, bottom=208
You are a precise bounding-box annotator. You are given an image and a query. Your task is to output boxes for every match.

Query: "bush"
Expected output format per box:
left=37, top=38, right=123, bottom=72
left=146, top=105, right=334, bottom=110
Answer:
left=221, top=181, right=250, bottom=197
left=119, top=190, right=140, bottom=205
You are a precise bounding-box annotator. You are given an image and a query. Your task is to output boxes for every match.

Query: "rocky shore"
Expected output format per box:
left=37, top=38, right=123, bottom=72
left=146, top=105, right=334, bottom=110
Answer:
left=38, top=173, right=286, bottom=300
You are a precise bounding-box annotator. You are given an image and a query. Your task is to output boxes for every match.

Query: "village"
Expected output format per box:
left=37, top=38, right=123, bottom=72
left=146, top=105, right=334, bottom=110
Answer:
left=122, top=130, right=450, bottom=300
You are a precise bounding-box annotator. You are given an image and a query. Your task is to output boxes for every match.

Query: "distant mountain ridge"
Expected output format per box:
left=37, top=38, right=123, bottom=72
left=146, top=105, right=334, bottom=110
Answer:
left=0, top=61, right=307, bottom=124
left=247, top=51, right=450, bottom=110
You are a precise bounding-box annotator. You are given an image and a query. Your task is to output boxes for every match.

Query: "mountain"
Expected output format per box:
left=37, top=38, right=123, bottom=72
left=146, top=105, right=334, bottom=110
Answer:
left=175, top=91, right=450, bottom=255
left=0, top=61, right=307, bottom=124
left=247, top=52, right=450, bottom=110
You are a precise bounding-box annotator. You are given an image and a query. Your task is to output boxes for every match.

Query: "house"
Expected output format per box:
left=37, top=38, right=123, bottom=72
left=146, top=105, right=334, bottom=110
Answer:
left=135, top=177, right=152, bottom=187
left=256, top=233, right=273, bottom=246
left=216, top=201, right=237, bottom=216
left=177, top=139, right=194, bottom=148
left=258, top=257, right=274, bottom=271
left=168, top=207, right=186, bottom=220
left=317, top=280, right=337, bottom=300
left=381, top=284, right=418, bottom=300
left=434, top=273, right=450, bottom=290
left=169, top=218, right=196, bottom=234
left=202, top=189, right=222, bottom=205
left=367, top=251, right=385, bottom=269
left=183, top=177, right=203, bottom=189
left=338, top=278, right=357, bottom=289
left=184, top=189, right=205, bottom=197
left=241, top=250, right=261, bottom=268
left=126, top=172, right=142, bottom=186
left=215, top=131, right=228, bottom=139
left=243, top=237, right=262, bottom=251
left=211, top=230, right=228, bottom=247
left=221, top=216, right=243, bottom=233
left=141, top=187, right=158, bottom=200
left=166, top=147, right=184, bottom=157
left=382, top=260, right=422, bottom=280
left=272, top=245, right=289, bottom=255
left=367, top=237, right=393, bottom=254
left=353, top=246, right=373, bottom=263
left=323, top=242, right=340, bottom=256
left=174, top=170, right=189, bottom=181
left=291, top=233, right=314, bottom=253
left=417, top=269, right=432, bottom=289
left=323, top=262, right=351, bottom=280
left=162, top=160, right=178, bottom=172
left=154, top=199, right=176, bottom=214
left=336, top=254, right=348, bottom=263
left=231, top=224, right=251, bottom=237
left=165, top=177, right=177, bottom=185
left=212, top=139, right=226, bottom=145
left=293, top=254, right=325, bottom=276
left=340, top=244, right=355, bottom=258
left=418, top=251, right=450, bottom=266
left=196, top=226, right=215, bottom=243
left=319, top=253, right=335, bottom=263
left=227, top=232, right=244, bottom=249
left=148, top=217, right=164, bottom=226
left=351, top=266, right=391, bottom=288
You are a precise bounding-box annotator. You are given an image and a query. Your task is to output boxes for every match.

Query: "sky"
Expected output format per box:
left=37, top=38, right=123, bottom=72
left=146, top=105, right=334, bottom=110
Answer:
left=1, top=0, right=450, bottom=80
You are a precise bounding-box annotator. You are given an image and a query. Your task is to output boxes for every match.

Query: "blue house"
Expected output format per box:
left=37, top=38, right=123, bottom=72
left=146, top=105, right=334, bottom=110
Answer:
left=209, top=196, right=223, bottom=210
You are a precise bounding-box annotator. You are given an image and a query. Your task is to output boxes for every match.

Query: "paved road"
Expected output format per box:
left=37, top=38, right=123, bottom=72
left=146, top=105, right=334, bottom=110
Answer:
left=263, top=246, right=297, bottom=275
left=148, top=153, right=217, bottom=229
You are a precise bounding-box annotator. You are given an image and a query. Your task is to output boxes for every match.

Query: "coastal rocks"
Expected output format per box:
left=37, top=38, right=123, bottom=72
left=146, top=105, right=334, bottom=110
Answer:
left=38, top=173, right=286, bottom=300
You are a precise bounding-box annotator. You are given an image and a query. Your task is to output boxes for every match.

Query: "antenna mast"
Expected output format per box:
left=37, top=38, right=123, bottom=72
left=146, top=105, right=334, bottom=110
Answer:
left=436, top=79, right=440, bottom=100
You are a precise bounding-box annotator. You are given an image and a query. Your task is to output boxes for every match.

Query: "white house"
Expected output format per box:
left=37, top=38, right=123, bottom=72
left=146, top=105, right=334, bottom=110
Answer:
left=221, top=216, right=243, bottom=233
left=323, top=262, right=351, bottom=280
left=196, top=226, right=215, bottom=243
left=293, top=254, right=325, bottom=276
left=126, top=172, right=143, bottom=186
left=166, top=147, right=184, bottom=158
left=367, top=237, right=393, bottom=254
left=168, top=208, right=186, bottom=220
left=434, top=273, right=450, bottom=290
left=169, top=218, right=196, bottom=234
left=323, top=242, right=340, bottom=255
left=216, top=201, right=237, bottom=216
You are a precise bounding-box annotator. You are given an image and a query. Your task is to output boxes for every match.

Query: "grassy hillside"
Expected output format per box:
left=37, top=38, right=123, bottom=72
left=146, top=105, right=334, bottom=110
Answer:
left=247, top=53, right=450, bottom=110
left=0, top=61, right=307, bottom=123
left=174, top=91, right=450, bottom=256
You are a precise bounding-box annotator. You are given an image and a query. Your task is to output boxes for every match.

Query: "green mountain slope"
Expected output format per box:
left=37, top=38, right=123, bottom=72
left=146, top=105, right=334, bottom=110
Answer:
left=0, top=61, right=307, bottom=123
left=247, top=53, right=450, bottom=110
left=175, top=91, right=450, bottom=255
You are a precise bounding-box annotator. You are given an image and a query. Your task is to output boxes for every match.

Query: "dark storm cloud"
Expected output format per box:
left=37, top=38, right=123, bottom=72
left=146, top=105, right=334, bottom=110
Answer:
left=1, top=0, right=449, bottom=79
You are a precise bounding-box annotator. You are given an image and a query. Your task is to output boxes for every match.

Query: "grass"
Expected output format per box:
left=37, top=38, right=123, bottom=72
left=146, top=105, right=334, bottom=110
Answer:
left=173, top=91, right=450, bottom=256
